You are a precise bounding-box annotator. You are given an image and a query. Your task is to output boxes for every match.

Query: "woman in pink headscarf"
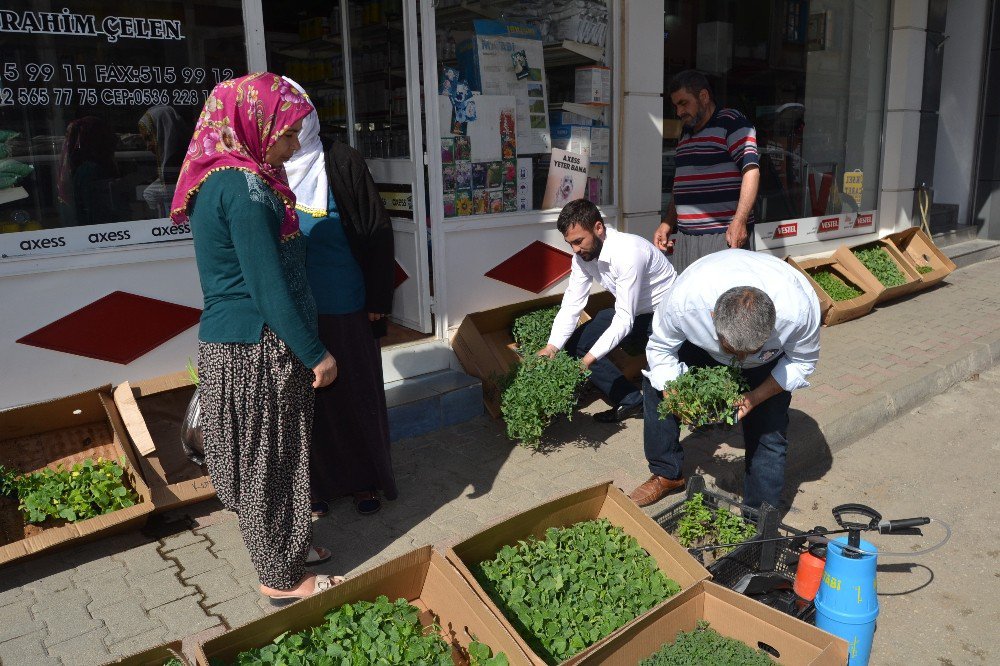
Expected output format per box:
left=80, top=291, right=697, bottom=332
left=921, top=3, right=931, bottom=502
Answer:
left=171, top=73, right=341, bottom=604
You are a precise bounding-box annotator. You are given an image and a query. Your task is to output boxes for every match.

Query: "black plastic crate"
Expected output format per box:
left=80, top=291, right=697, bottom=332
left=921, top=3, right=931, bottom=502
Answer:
left=651, top=475, right=816, bottom=622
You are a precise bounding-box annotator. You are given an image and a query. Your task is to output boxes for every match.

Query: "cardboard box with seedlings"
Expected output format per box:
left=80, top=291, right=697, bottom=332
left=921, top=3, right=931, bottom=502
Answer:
left=197, top=546, right=532, bottom=665
left=785, top=255, right=878, bottom=326
left=0, top=386, right=152, bottom=567
left=109, top=640, right=187, bottom=665
left=833, top=240, right=923, bottom=304
left=885, top=227, right=956, bottom=290
left=579, top=581, right=848, bottom=665
left=113, top=371, right=214, bottom=511
left=444, top=482, right=711, bottom=665
left=452, top=292, right=644, bottom=418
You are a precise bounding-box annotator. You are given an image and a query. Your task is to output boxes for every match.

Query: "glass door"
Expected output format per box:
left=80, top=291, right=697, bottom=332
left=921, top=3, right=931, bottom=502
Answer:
left=262, top=0, right=433, bottom=335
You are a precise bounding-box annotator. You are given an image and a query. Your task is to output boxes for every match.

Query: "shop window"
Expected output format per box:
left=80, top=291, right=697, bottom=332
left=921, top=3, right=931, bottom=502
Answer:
left=262, top=0, right=409, bottom=160
left=434, top=0, right=613, bottom=217
left=0, top=1, right=246, bottom=253
left=662, top=0, right=889, bottom=225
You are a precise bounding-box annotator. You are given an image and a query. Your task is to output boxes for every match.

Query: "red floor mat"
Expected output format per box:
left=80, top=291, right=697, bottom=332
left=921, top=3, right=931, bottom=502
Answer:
left=17, top=291, right=201, bottom=365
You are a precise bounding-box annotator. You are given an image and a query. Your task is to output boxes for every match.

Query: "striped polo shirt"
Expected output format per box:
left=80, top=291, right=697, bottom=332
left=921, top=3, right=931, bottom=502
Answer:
left=673, top=108, right=759, bottom=235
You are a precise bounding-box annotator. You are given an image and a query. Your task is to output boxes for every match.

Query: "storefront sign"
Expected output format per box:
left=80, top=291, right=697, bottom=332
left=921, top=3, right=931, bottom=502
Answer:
left=0, top=219, right=190, bottom=259
left=754, top=210, right=878, bottom=249
left=773, top=222, right=798, bottom=239
left=818, top=216, right=840, bottom=233
left=0, top=9, right=184, bottom=43
left=853, top=212, right=874, bottom=228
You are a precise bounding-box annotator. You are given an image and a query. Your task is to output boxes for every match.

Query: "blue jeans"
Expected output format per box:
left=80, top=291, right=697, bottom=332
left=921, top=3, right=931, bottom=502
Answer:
left=643, top=341, right=791, bottom=510
left=564, top=308, right=652, bottom=409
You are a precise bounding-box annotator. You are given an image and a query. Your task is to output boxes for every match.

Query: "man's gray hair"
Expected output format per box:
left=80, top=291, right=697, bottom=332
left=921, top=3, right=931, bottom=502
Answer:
left=714, top=287, right=776, bottom=352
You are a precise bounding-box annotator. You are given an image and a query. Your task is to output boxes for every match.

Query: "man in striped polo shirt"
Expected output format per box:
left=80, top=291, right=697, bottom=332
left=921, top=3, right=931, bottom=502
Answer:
left=654, top=70, right=760, bottom=273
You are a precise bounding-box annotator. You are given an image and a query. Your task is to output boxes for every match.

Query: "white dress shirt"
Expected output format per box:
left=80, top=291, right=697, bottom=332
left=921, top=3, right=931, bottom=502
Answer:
left=645, top=249, right=821, bottom=392
left=548, top=227, right=677, bottom=361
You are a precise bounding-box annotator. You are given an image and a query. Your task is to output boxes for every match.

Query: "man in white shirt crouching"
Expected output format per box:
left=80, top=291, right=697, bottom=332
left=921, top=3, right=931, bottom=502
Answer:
left=537, top=199, right=677, bottom=423
left=631, top=249, right=821, bottom=509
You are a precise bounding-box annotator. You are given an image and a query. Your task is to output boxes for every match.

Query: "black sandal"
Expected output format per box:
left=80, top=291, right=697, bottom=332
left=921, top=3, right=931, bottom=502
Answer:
left=353, top=491, right=381, bottom=515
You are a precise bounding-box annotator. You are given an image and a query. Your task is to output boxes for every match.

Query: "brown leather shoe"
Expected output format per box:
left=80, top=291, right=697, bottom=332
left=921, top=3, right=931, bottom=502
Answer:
left=628, top=475, right=686, bottom=507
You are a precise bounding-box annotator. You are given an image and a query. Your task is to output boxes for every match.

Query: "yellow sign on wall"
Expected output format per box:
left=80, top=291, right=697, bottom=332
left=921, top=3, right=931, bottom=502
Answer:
left=843, top=170, right=863, bottom=206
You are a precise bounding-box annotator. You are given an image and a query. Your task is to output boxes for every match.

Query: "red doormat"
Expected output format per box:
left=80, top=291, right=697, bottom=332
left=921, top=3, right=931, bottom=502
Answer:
left=17, top=291, right=201, bottom=365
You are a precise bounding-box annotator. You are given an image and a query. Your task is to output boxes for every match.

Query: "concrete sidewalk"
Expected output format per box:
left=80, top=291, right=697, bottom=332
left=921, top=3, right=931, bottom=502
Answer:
left=2, top=258, right=999, bottom=665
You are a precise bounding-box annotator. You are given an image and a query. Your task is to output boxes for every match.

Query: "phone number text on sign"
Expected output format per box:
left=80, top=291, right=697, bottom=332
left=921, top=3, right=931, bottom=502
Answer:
left=0, top=87, right=211, bottom=106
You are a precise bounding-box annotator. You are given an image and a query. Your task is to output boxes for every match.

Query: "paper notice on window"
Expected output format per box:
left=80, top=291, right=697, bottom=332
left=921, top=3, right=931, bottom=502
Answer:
left=459, top=20, right=551, bottom=155
left=542, top=148, right=590, bottom=210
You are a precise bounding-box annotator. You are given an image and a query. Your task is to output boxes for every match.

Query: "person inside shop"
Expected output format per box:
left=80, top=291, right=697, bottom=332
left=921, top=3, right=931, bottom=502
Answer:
left=138, top=105, right=191, bottom=218
left=171, top=73, right=342, bottom=605
left=57, top=116, right=123, bottom=227
left=537, top=198, right=677, bottom=423
left=653, top=70, right=760, bottom=273
left=631, top=249, right=820, bottom=509
left=282, top=78, right=399, bottom=519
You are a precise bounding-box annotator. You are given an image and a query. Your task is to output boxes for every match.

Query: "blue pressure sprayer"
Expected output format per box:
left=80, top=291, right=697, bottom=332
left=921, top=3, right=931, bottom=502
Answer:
left=814, top=504, right=933, bottom=666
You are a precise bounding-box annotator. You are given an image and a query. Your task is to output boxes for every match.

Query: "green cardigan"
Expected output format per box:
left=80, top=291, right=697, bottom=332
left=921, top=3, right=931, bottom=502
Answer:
left=190, top=169, right=327, bottom=368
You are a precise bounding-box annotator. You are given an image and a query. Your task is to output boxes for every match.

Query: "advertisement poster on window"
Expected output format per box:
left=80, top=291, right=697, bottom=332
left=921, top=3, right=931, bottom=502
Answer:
left=456, top=20, right=550, bottom=155
left=0, top=2, right=246, bottom=259
left=542, top=148, right=589, bottom=209
left=755, top=210, right=878, bottom=249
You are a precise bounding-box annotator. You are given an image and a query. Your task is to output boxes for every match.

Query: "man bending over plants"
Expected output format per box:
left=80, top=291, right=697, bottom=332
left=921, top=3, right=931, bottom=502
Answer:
left=632, top=249, right=821, bottom=509
left=537, top=199, right=677, bottom=423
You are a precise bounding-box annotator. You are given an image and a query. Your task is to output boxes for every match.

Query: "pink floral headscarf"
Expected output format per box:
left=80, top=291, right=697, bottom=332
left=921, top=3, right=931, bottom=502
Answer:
left=170, top=72, right=312, bottom=239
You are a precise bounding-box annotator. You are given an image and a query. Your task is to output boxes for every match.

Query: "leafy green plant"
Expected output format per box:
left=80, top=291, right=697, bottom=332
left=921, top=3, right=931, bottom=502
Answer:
left=501, top=352, right=589, bottom=448
left=222, top=595, right=508, bottom=665
left=852, top=246, right=907, bottom=287
left=656, top=366, right=748, bottom=428
left=511, top=306, right=560, bottom=356
left=186, top=358, right=200, bottom=385
left=162, top=658, right=184, bottom=666
left=916, top=264, right=934, bottom=274
left=640, top=621, right=774, bottom=665
left=674, top=494, right=756, bottom=556
left=811, top=270, right=862, bottom=301
left=474, top=518, right=681, bottom=664
left=6, top=457, right=137, bottom=524
left=0, top=464, right=19, bottom=498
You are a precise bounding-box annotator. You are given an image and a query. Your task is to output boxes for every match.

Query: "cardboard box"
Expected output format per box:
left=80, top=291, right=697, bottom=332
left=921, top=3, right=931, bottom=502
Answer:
left=575, top=65, right=611, bottom=105
left=833, top=240, right=923, bottom=304
left=113, top=372, right=214, bottom=512
left=885, top=227, right=956, bottom=289
left=451, top=292, right=644, bottom=418
left=110, top=640, right=187, bottom=665
left=579, top=581, right=849, bottom=665
left=444, top=482, right=711, bottom=665
left=785, top=255, right=878, bottom=326
left=196, top=546, right=533, bottom=665
left=0, top=387, right=152, bottom=567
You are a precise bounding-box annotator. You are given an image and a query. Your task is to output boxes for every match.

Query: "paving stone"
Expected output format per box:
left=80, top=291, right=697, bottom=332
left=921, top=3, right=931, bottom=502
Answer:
left=90, top=598, right=163, bottom=645
left=20, top=568, right=75, bottom=595
left=0, top=599, right=46, bottom=642
left=71, top=555, right=127, bottom=582
left=186, top=569, right=250, bottom=608
left=0, top=629, right=61, bottom=666
left=158, top=530, right=206, bottom=554
left=148, top=596, right=221, bottom=640
left=33, top=588, right=104, bottom=647
left=0, top=584, right=29, bottom=608
left=124, top=567, right=195, bottom=612
left=106, top=628, right=168, bottom=659
left=113, top=542, right=174, bottom=576
left=197, top=518, right=245, bottom=555
left=46, top=626, right=111, bottom=666
left=79, top=568, right=136, bottom=613
left=207, top=592, right=267, bottom=629
left=170, top=541, right=231, bottom=579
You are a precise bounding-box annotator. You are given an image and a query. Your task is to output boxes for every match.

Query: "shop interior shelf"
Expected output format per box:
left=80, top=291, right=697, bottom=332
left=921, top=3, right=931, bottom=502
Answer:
left=277, top=35, right=342, bottom=59
left=435, top=1, right=501, bottom=25
left=543, top=40, right=604, bottom=67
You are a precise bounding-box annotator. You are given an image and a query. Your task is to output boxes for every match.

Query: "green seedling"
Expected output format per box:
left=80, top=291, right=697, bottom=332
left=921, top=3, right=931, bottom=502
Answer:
left=220, top=595, right=508, bottom=665
left=853, top=246, right=907, bottom=287
left=641, top=620, right=774, bottom=665
left=811, top=270, right=863, bottom=301
left=6, top=457, right=137, bottom=525
left=474, top=518, right=681, bottom=664
left=511, top=306, right=560, bottom=356
left=916, top=264, right=934, bottom=274
left=501, top=352, right=589, bottom=448
left=657, top=365, right=748, bottom=428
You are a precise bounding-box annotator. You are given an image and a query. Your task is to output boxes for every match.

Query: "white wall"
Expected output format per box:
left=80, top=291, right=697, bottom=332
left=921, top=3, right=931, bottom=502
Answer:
left=933, top=0, right=989, bottom=226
